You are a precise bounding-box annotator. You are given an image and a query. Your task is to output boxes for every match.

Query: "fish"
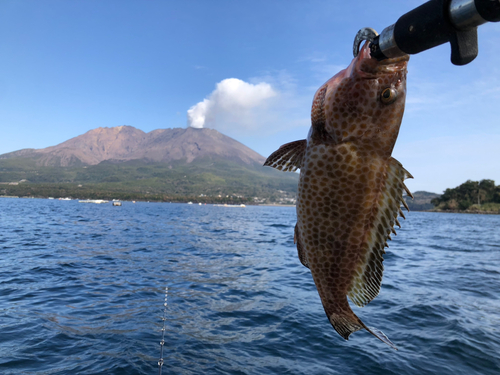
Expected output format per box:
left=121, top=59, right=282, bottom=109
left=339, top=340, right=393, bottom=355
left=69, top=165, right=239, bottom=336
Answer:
left=264, top=42, right=412, bottom=350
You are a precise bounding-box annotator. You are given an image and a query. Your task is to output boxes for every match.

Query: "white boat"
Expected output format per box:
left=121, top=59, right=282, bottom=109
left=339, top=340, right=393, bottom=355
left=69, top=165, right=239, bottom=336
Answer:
left=78, top=199, right=109, bottom=204
left=112, top=201, right=122, bottom=206
left=214, top=204, right=246, bottom=207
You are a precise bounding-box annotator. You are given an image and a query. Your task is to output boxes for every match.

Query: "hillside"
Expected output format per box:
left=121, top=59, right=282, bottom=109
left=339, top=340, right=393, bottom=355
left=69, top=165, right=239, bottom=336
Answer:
left=0, top=126, right=298, bottom=204
left=404, top=191, right=441, bottom=211
left=0, top=126, right=265, bottom=167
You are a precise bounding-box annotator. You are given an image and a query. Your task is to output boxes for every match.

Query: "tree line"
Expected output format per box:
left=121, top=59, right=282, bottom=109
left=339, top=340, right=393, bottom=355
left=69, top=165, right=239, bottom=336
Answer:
left=431, top=179, right=500, bottom=211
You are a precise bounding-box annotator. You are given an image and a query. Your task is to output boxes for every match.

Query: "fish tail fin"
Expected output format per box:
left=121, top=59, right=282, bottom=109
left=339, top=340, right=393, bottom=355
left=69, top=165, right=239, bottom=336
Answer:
left=328, top=309, right=397, bottom=350
left=328, top=312, right=364, bottom=340
left=363, top=325, right=398, bottom=350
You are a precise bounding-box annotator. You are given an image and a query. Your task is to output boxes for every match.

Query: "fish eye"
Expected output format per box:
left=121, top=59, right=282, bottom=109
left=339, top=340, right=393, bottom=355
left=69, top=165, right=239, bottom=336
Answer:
left=380, top=88, right=397, bottom=104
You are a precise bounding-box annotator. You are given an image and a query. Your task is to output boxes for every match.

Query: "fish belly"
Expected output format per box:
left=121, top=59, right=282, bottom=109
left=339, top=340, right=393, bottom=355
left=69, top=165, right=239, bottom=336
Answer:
left=296, top=141, right=405, bottom=330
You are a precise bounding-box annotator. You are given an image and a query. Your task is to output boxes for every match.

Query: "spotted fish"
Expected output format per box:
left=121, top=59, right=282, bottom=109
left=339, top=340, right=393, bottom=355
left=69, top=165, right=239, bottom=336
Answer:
left=264, top=43, right=412, bottom=350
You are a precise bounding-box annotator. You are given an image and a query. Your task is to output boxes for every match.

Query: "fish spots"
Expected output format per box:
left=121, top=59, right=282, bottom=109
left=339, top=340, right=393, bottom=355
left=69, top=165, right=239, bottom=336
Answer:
left=290, top=46, right=409, bottom=346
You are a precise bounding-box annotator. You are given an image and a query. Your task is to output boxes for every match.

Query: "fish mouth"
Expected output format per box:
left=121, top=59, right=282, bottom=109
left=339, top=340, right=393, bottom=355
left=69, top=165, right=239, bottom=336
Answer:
left=378, top=54, right=410, bottom=65
left=352, top=43, right=409, bottom=77
left=358, top=43, right=409, bottom=65
left=374, top=55, right=409, bottom=73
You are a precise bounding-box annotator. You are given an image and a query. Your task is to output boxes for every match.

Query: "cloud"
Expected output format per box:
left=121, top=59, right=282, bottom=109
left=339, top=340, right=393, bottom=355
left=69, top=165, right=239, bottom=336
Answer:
left=187, top=78, right=277, bottom=131
left=185, top=75, right=314, bottom=144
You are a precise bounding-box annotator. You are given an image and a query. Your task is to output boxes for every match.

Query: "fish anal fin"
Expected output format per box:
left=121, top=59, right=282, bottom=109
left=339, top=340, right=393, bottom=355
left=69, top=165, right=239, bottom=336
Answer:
left=347, top=157, right=412, bottom=308
left=264, top=140, right=307, bottom=172
left=294, top=224, right=309, bottom=269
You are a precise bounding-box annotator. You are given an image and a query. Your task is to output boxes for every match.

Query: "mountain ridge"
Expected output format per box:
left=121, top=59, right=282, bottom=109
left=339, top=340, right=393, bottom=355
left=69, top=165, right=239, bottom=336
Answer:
left=0, top=126, right=266, bottom=167
left=0, top=126, right=297, bottom=203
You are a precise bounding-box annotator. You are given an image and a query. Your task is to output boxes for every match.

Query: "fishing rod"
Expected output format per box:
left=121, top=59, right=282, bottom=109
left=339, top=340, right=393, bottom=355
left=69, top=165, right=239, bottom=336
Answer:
left=353, top=0, right=500, bottom=65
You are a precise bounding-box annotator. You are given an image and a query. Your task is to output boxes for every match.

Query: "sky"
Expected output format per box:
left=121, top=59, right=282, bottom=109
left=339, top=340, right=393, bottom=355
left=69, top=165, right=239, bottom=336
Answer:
left=0, top=0, right=499, bottom=194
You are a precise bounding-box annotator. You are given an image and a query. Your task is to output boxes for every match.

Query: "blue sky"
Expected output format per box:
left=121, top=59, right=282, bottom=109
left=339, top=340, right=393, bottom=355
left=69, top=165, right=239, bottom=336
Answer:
left=1, top=0, right=499, bottom=194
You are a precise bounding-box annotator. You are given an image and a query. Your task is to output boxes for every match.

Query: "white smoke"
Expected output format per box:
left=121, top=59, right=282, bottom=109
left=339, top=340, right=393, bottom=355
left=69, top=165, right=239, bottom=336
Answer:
left=187, top=78, right=277, bottom=132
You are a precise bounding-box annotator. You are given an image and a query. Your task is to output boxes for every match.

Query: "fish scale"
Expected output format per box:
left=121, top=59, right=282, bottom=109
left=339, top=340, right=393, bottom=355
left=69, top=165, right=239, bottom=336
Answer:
left=264, top=42, right=412, bottom=350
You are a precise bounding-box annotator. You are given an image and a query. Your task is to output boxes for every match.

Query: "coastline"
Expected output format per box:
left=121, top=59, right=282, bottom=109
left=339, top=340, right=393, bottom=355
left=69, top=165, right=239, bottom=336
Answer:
left=257, top=204, right=295, bottom=207
left=428, top=209, right=500, bottom=215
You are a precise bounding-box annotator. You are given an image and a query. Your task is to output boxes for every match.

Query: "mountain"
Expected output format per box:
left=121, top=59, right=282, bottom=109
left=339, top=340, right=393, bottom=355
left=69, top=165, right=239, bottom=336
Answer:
left=0, top=126, right=265, bottom=167
left=0, top=126, right=298, bottom=203
left=403, top=190, right=441, bottom=211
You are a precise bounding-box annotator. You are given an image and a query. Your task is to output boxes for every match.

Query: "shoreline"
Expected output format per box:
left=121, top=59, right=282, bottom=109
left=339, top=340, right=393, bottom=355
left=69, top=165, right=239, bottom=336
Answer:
left=3, top=196, right=498, bottom=214
left=257, top=204, right=295, bottom=207
left=428, top=209, right=500, bottom=215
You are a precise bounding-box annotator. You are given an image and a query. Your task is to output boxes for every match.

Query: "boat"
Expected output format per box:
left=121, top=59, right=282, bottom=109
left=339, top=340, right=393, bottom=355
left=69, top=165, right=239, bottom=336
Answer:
left=213, top=204, right=246, bottom=207
left=78, top=199, right=109, bottom=204
left=112, top=201, right=122, bottom=206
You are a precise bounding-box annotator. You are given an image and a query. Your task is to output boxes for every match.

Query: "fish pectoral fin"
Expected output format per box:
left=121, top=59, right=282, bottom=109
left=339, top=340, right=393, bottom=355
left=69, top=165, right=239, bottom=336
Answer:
left=294, top=224, right=309, bottom=268
left=264, top=140, right=307, bottom=172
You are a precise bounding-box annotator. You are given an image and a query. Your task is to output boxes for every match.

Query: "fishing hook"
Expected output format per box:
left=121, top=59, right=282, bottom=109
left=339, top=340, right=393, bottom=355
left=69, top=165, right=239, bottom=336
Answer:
left=353, top=27, right=379, bottom=57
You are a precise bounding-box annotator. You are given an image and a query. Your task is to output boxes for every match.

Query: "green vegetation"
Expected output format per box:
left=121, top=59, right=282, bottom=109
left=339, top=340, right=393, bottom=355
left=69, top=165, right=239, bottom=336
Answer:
left=431, top=179, right=500, bottom=213
left=0, top=157, right=298, bottom=204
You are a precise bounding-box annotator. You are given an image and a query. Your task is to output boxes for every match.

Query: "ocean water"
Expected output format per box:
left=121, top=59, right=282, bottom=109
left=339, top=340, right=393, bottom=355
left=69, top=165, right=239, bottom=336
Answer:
left=0, top=198, right=499, bottom=375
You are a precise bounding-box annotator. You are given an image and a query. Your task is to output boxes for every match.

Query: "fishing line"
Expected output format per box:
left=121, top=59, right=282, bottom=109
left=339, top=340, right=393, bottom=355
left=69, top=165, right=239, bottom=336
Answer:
left=158, top=286, right=168, bottom=375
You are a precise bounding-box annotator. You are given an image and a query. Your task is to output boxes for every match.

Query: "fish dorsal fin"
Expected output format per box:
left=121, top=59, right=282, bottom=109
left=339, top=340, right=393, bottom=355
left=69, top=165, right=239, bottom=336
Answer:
left=347, top=157, right=413, bottom=308
left=264, top=140, right=307, bottom=172
left=294, top=224, right=309, bottom=268
left=310, top=86, right=335, bottom=144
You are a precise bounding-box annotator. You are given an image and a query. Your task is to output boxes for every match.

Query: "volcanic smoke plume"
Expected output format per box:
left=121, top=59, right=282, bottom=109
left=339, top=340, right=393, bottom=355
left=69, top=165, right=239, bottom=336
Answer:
left=187, top=78, right=276, bottom=130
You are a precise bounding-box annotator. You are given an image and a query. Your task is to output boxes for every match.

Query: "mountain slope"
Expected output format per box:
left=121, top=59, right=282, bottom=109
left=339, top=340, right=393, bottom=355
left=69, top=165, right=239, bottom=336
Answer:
left=0, top=126, right=265, bottom=167
left=403, top=191, right=441, bottom=211
left=0, top=126, right=297, bottom=203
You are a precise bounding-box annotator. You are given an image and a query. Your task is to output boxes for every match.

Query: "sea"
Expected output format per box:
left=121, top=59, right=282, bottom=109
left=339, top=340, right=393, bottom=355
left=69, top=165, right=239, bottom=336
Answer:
left=0, top=197, right=499, bottom=375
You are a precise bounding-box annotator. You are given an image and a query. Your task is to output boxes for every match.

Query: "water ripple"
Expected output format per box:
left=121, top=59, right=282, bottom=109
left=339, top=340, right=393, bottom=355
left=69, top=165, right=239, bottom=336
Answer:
left=0, top=200, right=499, bottom=374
